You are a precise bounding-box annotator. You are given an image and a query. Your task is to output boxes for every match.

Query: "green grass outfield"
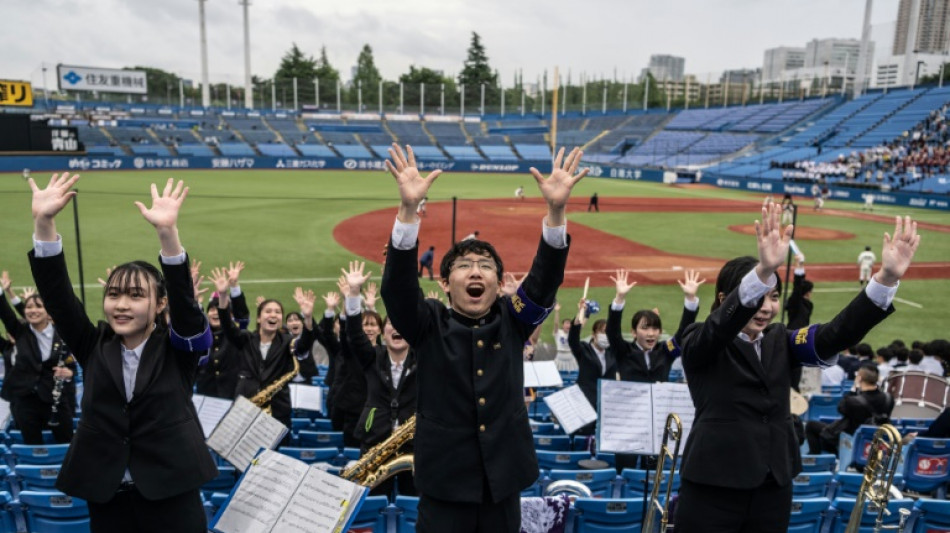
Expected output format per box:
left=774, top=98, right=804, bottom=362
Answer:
left=0, top=169, right=947, bottom=350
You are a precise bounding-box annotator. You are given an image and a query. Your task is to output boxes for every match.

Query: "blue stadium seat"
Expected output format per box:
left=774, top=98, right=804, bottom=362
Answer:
left=808, top=395, right=842, bottom=421
left=15, top=464, right=61, bottom=490
left=201, top=465, right=238, bottom=495
left=800, top=454, right=837, bottom=473
left=619, top=468, right=680, bottom=499
left=534, top=435, right=572, bottom=451
left=825, top=497, right=914, bottom=533
left=546, top=468, right=617, bottom=498
left=395, top=494, right=419, bottom=533
left=839, top=426, right=881, bottom=471
left=572, top=497, right=642, bottom=532
left=832, top=472, right=904, bottom=498
left=0, top=491, right=16, bottom=533
left=903, top=438, right=950, bottom=496
left=312, top=419, right=334, bottom=431
left=792, top=472, right=833, bottom=498
left=787, top=497, right=831, bottom=533
left=277, top=447, right=338, bottom=465
left=338, top=447, right=362, bottom=467
left=11, top=444, right=70, bottom=465
left=347, top=495, right=388, bottom=532
left=535, top=450, right=591, bottom=471
left=8, top=430, right=56, bottom=445
left=0, top=465, right=13, bottom=494
left=296, top=430, right=344, bottom=449
left=530, top=422, right=556, bottom=435
left=18, top=490, right=90, bottom=533
left=290, top=418, right=312, bottom=431
left=913, top=498, right=950, bottom=533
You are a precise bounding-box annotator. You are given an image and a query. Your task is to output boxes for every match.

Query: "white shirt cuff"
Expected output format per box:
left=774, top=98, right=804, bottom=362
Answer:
left=324, top=309, right=335, bottom=319
left=230, top=286, right=242, bottom=298
left=392, top=218, right=420, bottom=250
left=160, top=249, right=187, bottom=265
left=738, top=268, right=775, bottom=308
left=345, top=295, right=363, bottom=317
left=33, top=234, right=63, bottom=257
left=865, top=277, right=898, bottom=310
left=794, top=268, right=805, bottom=276
left=684, top=297, right=699, bottom=312
left=9, top=296, right=21, bottom=306
left=542, top=220, right=568, bottom=249
left=611, top=301, right=625, bottom=311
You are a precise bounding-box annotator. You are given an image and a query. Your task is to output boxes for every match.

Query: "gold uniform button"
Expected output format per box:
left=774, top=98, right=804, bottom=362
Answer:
left=479, top=424, right=486, bottom=432
left=477, top=369, right=484, bottom=377
left=476, top=340, right=484, bottom=348
left=478, top=398, right=486, bottom=406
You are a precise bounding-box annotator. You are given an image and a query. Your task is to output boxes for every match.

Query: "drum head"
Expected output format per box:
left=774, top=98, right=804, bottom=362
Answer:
left=790, top=389, right=809, bottom=416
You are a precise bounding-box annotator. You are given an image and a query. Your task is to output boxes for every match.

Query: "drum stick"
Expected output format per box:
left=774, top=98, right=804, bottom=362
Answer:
left=582, top=277, right=589, bottom=302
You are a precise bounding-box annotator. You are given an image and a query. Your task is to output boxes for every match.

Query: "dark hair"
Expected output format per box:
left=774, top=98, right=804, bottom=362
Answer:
left=856, top=343, right=874, bottom=358
left=591, top=319, right=607, bottom=334
left=890, top=339, right=906, bottom=349
left=894, top=346, right=909, bottom=363
left=631, top=310, right=662, bottom=331
left=927, top=339, right=950, bottom=360
left=911, top=340, right=924, bottom=350
left=104, top=261, right=167, bottom=322
left=876, top=346, right=893, bottom=361
left=255, top=299, right=284, bottom=333
left=857, top=365, right=879, bottom=384
left=865, top=246, right=872, bottom=251
left=23, top=294, right=44, bottom=308
left=285, top=311, right=303, bottom=323
left=909, top=349, right=925, bottom=365
left=710, top=256, right=782, bottom=312
left=439, top=239, right=504, bottom=280
left=363, top=310, right=383, bottom=330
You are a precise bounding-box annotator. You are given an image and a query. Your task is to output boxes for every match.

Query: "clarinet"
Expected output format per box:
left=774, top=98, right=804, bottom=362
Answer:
left=48, top=340, right=69, bottom=427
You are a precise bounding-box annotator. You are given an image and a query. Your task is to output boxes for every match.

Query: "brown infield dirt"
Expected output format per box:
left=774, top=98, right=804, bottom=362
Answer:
left=333, top=196, right=950, bottom=288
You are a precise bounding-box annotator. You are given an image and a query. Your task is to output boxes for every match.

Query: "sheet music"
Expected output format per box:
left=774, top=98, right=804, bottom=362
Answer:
left=543, top=385, right=597, bottom=435
left=598, top=380, right=654, bottom=453
left=0, top=399, right=11, bottom=430
left=650, top=383, right=695, bottom=454
left=194, top=395, right=235, bottom=439
left=229, top=413, right=289, bottom=472
left=289, top=384, right=322, bottom=413
left=799, top=367, right=822, bottom=396
left=213, top=450, right=308, bottom=533
left=272, top=467, right=365, bottom=533
left=207, top=396, right=260, bottom=458
left=523, top=361, right=564, bottom=388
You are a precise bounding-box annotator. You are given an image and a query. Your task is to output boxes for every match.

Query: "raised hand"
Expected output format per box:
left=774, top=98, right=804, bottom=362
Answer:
left=30, top=173, right=80, bottom=221
left=426, top=289, right=444, bottom=303
left=0, top=271, right=11, bottom=295
left=610, top=269, right=637, bottom=303
left=323, top=291, right=341, bottom=312
left=293, top=287, right=316, bottom=317
left=209, top=267, right=229, bottom=294
left=255, top=295, right=265, bottom=307
left=336, top=276, right=349, bottom=298
left=362, top=281, right=378, bottom=311
left=676, top=269, right=706, bottom=302
left=190, top=259, right=202, bottom=283
left=754, top=203, right=794, bottom=279
left=97, top=265, right=117, bottom=287
left=340, top=261, right=372, bottom=298
left=529, top=147, right=589, bottom=215
left=876, top=215, right=921, bottom=286
left=20, top=287, right=36, bottom=300
left=501, top=272, right=526, bottom=298
left=386, top=143, right=442, bottom=221
left=227, top=261, right=245, bottom=287
left=134, top=178, right=188, bottom=230
left=193, top=275, right=208, bottom=302
left=576, top=297, right=588, bottom=326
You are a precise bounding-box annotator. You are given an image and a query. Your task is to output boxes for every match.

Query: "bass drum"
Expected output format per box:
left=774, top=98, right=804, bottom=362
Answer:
left=885, top=370, right=950, bottom=420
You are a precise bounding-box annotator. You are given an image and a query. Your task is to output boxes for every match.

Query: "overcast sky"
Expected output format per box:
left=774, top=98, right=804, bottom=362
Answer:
left=4, top=0, right=902, bottom=88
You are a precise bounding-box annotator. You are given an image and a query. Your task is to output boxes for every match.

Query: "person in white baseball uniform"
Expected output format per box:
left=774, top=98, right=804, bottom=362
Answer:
left=858, top=245, right=876, bottom=286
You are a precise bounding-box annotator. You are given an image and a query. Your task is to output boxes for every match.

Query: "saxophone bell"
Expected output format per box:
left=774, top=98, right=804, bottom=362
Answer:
left=342, top=414, right=416, bottom=489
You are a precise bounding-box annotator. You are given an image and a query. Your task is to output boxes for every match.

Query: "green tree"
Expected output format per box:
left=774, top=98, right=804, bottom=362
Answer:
left=920, top=62, right=950, bottom=85
left=315, top=46, right=340, bottom=106
left=400, top=65, right=457, bottom=109
left=350, top=44, right=382, bottom=110
left=128, top=66, right=183, bottom=102
left=458, top=32, right=498, bottom=106
left=274, top=43, right=318, bottom=81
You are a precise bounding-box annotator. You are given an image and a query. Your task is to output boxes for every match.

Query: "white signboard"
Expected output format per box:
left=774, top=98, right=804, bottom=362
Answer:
left=58, top=65, right=148, bottom=94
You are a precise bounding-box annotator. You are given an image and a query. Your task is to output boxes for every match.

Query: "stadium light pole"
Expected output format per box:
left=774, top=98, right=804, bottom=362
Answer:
left=853, top=0, right=873, bottom=98
left=561, top=75, right=567, bottom=116
left=399, top=82, right=403, bottom=114
left=314, top=78, right=319, bottom=107
left=440, top=83, right=445, bottom=115
left=602, top=80, right=607, bottom=114
left=357, top=80, right=362, bottom=113
left=500, top=81, right=505, bottom=117
left=378, top=80, right=383, bottom=115
left=642, top=74, right=648, bottom=111
left=480, top=83, right=485, bottom=116
left=197, top=0, right=210, bottom=108
left=336, top=81, right=341, bottom=113
left=240, top=0, right=253, bottom=109
left=460, top=84, right=465, bottom=117
left=622, top=80, right=628, bottom=113
left=293, top=77, right=298, bottom=111
left=271, top=80, right=276, bottom=111
left=420, top=83, right=425, bottom=116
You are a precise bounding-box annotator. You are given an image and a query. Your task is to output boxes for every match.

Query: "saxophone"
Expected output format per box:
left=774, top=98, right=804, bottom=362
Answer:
left=342, top=414, right=415, bottom=489
left=250, top=355, right=299, bottom=416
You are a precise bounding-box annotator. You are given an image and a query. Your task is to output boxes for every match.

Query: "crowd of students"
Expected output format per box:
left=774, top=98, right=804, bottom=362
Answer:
left=0, top=149, right=925, bottom=532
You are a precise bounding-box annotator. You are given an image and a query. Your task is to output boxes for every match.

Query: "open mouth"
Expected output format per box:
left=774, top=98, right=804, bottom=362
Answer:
left=113, top=315, right=134, bottom=325
left=391, top=333, right=404, bottom=341
left=466, top=284, right=485, bottom=298
left=752, top=316, right=771, bottom=327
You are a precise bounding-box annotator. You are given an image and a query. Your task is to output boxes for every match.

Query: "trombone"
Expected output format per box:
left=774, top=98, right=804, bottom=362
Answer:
left=845, top=423, right=910, bottom=533
left=642, top=413, right=682, bottom=533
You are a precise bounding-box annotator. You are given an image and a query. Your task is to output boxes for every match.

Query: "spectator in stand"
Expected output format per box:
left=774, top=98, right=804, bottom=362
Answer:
left=876, top=346, right=895, bottom=384
left=925, top=339, right=950, bottom=376
left=905, top=349, right=926, bottom=372
left=551, top=302, right=578, bottom=372
left=419, top=246, right=435, bottom=280
left=568, top=297, right=615, bottom=436
left=805, top=366, right=893, bottom=456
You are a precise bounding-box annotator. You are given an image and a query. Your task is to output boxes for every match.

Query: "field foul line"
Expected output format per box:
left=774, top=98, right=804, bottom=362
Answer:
left=814, top=288, right=923, bottom=308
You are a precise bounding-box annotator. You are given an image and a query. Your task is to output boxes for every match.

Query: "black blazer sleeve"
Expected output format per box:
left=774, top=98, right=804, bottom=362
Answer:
left=681, top=287, right=759, bottom=375
left=809, top=291, right=893, bottom=360
left=606, top=306, right=631, bottom=363
left=381, top=242, right=435, bottom=349
left=28, top=250, right=100, bottom=368
left=161, top=255, right=208, bottom=344
left=231, top=290, right=250, bottom=327
left=673, top=302, right=700, bottom=343
left=0, top=293, right=28, bottom=340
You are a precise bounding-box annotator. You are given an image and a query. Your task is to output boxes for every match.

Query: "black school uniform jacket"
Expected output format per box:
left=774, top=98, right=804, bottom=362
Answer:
left=785, top=271, right=814, bottom=330
left=679, top=285, right=893, bottom=490
left=607, top=303, right=697, bottom=383
left=382, top=235, right=568, bottom=503
left=29, top=250, right=217, bottom=503
left=345, top=312, right=418, bottom=452
left=217, top=303, right=317, bottom=429
left=0, top=294, right=78, bottom=406
left=567, top=322, right=617, bottom=409
left=332, top=317, right=370, bottom=417
left=196, top=292, right=249, bottom=399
